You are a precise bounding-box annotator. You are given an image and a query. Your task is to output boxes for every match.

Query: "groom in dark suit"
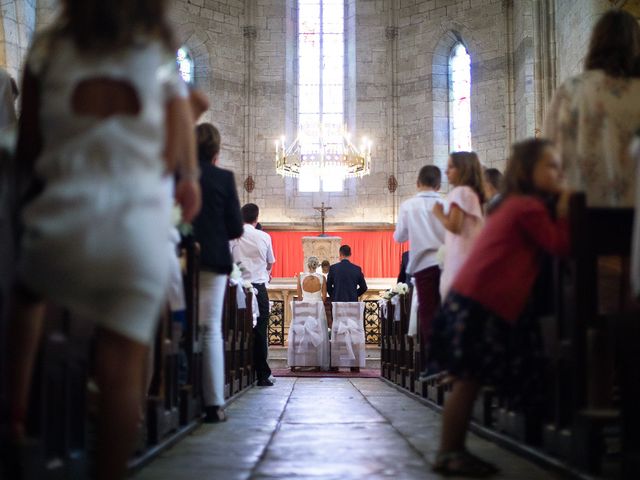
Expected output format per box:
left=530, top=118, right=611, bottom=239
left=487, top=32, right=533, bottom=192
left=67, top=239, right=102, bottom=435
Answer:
left=327, top=245, right=368, bottom=302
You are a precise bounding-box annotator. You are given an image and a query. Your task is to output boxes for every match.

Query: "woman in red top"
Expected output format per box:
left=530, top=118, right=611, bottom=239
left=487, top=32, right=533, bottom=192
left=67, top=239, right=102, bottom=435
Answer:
left=430, top=138, right=571, bottom=477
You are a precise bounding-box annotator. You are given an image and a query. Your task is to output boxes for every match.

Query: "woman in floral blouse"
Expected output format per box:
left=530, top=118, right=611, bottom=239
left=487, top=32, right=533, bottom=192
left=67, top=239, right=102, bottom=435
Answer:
left=544, top=9, right=640, bottom=207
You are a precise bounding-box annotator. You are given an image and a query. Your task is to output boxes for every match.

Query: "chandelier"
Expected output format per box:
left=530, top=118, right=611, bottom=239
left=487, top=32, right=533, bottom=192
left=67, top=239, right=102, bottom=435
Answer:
left=274, top=129, right=372, bottom=180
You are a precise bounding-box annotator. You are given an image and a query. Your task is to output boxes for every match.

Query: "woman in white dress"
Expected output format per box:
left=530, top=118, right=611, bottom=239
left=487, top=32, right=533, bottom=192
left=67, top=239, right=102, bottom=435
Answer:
left=8, top=1, right=200, bottom=478
left=288, top=256, right=330, bottom=370
left=296, top=256, right=327, bottom=303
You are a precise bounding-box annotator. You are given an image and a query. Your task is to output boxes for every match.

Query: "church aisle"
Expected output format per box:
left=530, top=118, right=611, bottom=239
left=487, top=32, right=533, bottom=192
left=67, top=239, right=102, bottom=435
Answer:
left=133, top=378, right=561, bottom=479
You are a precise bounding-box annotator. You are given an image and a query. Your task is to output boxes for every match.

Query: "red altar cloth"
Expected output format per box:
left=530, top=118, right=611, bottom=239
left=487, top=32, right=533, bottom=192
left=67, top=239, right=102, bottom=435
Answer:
left=266, top=230, right=408, bottom=279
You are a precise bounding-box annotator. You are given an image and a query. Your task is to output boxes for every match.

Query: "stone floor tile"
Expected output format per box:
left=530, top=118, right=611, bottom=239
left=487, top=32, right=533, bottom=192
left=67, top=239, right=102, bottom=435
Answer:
left=133, top=378, right=563, bottom=480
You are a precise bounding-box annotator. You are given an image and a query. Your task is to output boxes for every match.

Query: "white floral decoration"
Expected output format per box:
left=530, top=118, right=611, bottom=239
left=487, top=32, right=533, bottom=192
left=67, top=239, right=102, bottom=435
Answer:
left=230, top=262, right=243, bottom=281
left=393, top=282, right=409, bottom=295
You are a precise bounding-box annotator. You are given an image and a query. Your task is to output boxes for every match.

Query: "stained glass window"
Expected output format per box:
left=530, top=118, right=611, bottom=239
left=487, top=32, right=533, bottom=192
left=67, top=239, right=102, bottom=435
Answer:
left=177, top=47, right=194, bottom=84
left=449, top=43, right=471, bottom=152
left=298, top=0, right=344, bottom=193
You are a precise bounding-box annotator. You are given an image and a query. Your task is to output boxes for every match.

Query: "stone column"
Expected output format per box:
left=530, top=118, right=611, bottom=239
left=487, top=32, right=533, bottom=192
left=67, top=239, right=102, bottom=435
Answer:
left=385, top=0, right=399, bottom=223
left=533, top=0, right=557, bottom=134
left=242, top=0, right=257, bottom=204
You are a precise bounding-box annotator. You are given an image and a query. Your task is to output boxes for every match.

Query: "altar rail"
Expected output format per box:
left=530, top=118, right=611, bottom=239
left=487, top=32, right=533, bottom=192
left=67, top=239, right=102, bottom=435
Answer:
left=380, top=193, right=640, bottom=479
left=0, top=239, right=256, bottom=478
left=268, top=299, right=381, bottom=346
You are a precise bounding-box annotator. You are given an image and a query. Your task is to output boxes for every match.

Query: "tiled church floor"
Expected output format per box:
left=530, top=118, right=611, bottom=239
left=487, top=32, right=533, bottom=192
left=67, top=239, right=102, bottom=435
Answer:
left=133, top=378, right=562, bottom=480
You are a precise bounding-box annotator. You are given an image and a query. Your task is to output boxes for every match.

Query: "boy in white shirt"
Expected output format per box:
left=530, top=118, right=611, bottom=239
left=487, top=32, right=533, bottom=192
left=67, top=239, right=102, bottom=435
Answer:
left=394, top=166, right=446, bottom=368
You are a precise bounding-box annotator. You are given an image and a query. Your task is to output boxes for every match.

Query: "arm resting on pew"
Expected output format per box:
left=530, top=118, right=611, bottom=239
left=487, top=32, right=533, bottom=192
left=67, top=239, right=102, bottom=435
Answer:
left=519, top=197, right=571, bottom=256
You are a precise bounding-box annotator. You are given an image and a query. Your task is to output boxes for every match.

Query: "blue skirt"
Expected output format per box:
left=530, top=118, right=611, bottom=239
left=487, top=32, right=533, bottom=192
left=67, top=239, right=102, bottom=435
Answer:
left=428, top=291, right=545, bottom=409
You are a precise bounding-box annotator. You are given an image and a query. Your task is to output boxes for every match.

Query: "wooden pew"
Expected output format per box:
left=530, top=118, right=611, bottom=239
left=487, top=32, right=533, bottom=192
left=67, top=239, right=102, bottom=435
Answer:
left=146, top=306, right=180, bottom=445
left=237, top=288, right=254, bottom=389
left=413, top=298, right=428, bottom=397
left=6, top=306, right=92, bottom=479
left=545, top=193, right=635, bottom=475
left=401, top=291, right=415, bottom=391
left=178, top=238, right=203, bottom=425
left=489, top=256, right=555, bottom=442
left=222, top=285, right=236, bottom=399
left=390, top=299, right=403, bottom=385
left=379, top=300, right=392, bottom=380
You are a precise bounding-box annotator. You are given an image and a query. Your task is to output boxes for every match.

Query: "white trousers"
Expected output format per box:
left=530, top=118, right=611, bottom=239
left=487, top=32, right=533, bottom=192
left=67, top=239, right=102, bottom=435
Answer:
left=199, top=271, right=227, bottom=407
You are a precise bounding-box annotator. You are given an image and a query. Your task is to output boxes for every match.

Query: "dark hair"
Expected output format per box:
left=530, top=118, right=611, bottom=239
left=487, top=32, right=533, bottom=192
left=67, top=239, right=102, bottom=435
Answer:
left=241, top=203, right=259, bottom=224
left=503, top=138, right=554, bottom=196
left=585, top=9, right=640, bottom=77
left=255, top=222, right=263, bottom=231
left=321, top=260, right=330, bottom=267
left=196, top=123, right=221, bottom=164
left=449, top=151, right=486, bottom=204
left=417, top=165, right=441, bottom=188
left=339, top=245, right=352, bottom=257
left=60, top=0, right=175, bottom=53
left=484, top=167, right=503, bottom=191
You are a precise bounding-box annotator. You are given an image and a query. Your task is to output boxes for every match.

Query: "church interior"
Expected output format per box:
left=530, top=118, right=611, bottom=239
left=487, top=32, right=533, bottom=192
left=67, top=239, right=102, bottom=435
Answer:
left=1, top=0, right=640, bottom=479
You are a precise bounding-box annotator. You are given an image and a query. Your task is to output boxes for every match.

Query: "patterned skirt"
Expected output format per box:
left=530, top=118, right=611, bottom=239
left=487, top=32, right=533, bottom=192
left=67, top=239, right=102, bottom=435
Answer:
left=427, top=291, right=546, bottom=409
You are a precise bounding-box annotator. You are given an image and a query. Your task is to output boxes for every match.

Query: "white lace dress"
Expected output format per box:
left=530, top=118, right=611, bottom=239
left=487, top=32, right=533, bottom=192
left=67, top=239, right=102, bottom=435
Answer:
left=287, top=273, right=330, bottom=368
left=17, top=30, right=187, bottom=345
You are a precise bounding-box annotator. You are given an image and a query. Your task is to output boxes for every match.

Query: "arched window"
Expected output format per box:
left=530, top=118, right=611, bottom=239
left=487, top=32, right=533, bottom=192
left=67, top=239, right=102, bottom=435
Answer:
left=176, top=47, right=194, bottom=85
left=298, top=0, right=345, bottom=193
left=449, top=42, right=471, bottom=152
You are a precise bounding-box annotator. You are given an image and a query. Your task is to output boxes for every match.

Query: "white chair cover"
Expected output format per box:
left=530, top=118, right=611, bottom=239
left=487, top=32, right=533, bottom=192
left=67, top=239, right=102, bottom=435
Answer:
left=330, top=302, right=366, bottom=368
left=287, top=301, right=330, bottom=368
left=407, top=285, right=419, bottom=337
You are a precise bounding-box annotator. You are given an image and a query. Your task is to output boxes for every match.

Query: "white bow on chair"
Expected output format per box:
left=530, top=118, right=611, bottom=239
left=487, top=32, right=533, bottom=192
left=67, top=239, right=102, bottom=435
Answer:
left=228, top=277, right=247, bottom=308
left=335, top=317, right=364, bottom=360
left=390, top=294, right=402, bottom=321
left=292, top=315, right=324, bottom=353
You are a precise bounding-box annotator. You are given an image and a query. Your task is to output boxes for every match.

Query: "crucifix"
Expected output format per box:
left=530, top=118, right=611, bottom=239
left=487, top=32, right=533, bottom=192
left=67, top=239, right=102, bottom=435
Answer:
left=313, top=202, right=332, bottom=237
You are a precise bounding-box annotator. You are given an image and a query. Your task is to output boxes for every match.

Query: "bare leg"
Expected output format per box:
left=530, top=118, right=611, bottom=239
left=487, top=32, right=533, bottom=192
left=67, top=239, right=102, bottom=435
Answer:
left=7, top=289, right=46, bottom=439
left=93, top=328, right=148, bottom=480
left=439, top=379, right=480, bottom=453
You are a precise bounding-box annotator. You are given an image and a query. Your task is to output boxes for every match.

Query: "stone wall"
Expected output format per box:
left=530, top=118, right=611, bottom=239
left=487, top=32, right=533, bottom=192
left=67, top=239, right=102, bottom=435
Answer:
left=248, top=0, right=395, bottom=226
left=512, top=0, right=535, bottom=140
left=2, top=0, right=620, bottom=227
left=169, top=0, right=246, bottom=184
left=553, top=0, right=610, bottom=84
left=0, top=0, right=37, bottom=80
left=396, top=0, right=511, bottom=200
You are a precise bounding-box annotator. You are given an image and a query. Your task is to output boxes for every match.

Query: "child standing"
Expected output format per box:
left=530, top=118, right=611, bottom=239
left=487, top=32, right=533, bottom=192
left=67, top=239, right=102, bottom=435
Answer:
left=429, top=139, right=570, bottom=476
left=432, top=151, right=485, bottom=298
left=8, top=1, right=200, bottom=479
left=393, top=165, right=446, bottom=358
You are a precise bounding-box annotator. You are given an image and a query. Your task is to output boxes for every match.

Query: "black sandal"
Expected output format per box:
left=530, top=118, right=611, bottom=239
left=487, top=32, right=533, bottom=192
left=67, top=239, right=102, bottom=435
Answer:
left=433, top=450, right=498, bottom=477
left=462, top=448, right=500, bottom=474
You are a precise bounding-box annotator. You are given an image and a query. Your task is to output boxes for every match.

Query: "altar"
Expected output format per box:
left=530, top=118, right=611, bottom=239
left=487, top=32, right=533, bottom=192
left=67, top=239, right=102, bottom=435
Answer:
left=263, top=203, right=407, bottom=347
left=301, top=235, right=342, bottom=271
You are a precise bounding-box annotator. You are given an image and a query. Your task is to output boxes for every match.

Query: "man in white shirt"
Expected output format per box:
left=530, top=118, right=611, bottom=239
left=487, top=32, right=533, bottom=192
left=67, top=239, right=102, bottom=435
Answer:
left=394, top=165, right=446, bottom=370
left=231, top=203, right=275, bottom=386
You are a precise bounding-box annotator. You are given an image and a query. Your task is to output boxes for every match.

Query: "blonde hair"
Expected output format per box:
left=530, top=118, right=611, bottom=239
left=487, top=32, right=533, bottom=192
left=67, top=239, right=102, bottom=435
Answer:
left=307, top=256, right=319, bottom=270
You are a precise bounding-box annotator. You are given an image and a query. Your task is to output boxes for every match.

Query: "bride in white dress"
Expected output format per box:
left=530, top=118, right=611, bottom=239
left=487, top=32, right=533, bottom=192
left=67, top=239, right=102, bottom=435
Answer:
left=288, top=256, right=330, bottom=370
